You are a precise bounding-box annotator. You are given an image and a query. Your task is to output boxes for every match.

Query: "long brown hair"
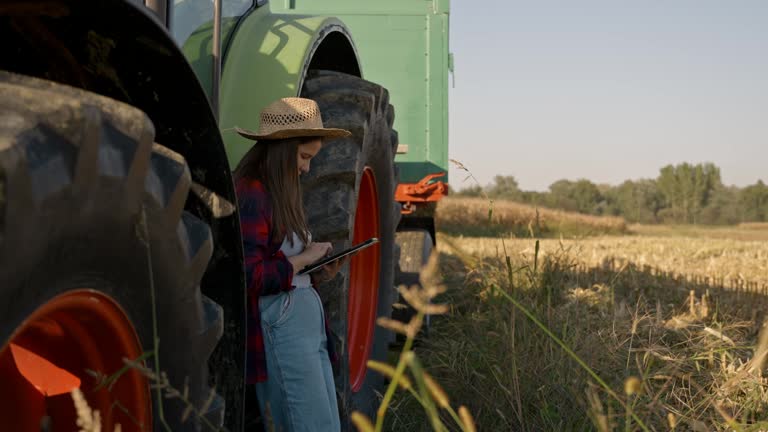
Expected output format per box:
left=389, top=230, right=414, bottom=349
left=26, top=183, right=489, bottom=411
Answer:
left=234, top=137, right=312, bottom=245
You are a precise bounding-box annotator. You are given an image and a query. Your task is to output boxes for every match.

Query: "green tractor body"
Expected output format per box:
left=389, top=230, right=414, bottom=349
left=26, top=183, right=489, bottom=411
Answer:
left=270, top=0, right=452, bottom=187
left=174, top=0, right=451, bottom=199
left=0, top=1, right=450, bottom=430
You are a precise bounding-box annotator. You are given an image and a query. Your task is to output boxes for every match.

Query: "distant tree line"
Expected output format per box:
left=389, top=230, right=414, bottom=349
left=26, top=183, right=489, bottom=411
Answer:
left=454, top=163, right=768, bottom=225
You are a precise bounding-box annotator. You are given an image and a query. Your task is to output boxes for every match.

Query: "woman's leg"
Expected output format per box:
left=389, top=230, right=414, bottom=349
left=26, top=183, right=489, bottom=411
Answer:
left=320, top=344, right=341, bottom=431
left=256, top=293, right=293, bottom=429
left=260, top=287, right=340, bottom=432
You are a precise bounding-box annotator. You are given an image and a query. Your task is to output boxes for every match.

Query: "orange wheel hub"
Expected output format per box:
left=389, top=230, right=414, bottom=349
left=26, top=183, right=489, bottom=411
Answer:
left=0, top=290, right=151, bottom=431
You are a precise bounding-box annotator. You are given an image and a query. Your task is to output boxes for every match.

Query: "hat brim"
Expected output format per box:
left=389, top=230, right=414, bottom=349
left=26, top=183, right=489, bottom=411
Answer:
left=235, top=126, right=351, bottom=141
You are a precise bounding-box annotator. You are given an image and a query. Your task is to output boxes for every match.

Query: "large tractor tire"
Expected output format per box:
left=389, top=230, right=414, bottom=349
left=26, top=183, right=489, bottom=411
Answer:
left=301, top=70, right=400, bottom=423
left=0, top=72, right=223, bottom=431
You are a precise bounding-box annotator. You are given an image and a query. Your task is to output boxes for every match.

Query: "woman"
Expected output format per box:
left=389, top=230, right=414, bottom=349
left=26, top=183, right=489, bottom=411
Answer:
left=234, top=97, right=351, bottom=431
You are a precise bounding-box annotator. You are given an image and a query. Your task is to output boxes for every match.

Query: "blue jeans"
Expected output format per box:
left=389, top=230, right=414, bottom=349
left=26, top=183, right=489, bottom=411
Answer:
left=255, top=287, right=340, bottom=432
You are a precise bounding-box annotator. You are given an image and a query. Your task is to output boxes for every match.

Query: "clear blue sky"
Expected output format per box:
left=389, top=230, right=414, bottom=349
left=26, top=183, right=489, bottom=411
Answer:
left=447, top=1, right=768, bottom=192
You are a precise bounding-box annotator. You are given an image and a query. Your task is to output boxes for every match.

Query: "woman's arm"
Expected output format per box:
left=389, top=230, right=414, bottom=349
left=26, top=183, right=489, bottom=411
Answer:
left=239, top=189, right=294, bottom=297
left=286, top=254, right=313, bottom=274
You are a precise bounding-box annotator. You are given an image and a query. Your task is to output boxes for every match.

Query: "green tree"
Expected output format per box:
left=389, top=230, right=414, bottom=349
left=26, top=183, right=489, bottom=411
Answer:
left=738, top=180, right=768, bottom=222
left=487, top=175, right=522, bottom=200
left=548, top=179, right=603, bottom=214
left=700, top=185, right=741, bottom=225
left=572, top=179, right=604, bottom=214
left=656, top=163, right=721, bottom=223
left=547, top=180, right=578, bottom=212
left=609, top=179, right=664, bottom=223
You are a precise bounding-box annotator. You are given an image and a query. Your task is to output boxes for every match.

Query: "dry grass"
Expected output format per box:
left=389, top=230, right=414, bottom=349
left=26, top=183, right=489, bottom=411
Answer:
left=437, top=197, right=627, bottom=238
left=386, top=231, right=768, bottom=431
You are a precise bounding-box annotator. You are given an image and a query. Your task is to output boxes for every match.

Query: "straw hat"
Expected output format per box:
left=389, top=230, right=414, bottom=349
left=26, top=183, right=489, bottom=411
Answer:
left=235, top=97, right=351, bottom=141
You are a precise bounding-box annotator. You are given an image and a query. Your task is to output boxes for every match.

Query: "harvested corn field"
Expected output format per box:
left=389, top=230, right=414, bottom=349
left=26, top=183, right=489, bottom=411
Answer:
left=387, top=226, right=768, bottom=431
left=450, top=235, right=768, bottom=292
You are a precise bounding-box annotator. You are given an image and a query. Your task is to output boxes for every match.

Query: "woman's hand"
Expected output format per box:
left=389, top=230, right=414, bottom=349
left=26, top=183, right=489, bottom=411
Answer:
left=303, top=242, right=332, bottom=262
left=312, top=257, right=347, bottom=284
left=288, top=241, right=332, bottom=275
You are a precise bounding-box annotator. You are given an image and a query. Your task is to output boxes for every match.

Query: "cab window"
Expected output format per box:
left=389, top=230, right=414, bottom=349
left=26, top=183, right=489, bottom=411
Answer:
left=171, top=0, right=254, bottom=47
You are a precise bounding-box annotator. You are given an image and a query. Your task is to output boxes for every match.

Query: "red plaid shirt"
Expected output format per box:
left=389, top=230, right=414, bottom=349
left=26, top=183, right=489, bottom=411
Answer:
left=236, top=178, right=336, bottom=384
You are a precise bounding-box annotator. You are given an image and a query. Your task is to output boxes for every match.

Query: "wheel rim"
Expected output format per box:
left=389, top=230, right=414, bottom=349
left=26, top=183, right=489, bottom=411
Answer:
left=348, top=167, right=381, bottom=392
left=0, top=290, right=151, bottom=431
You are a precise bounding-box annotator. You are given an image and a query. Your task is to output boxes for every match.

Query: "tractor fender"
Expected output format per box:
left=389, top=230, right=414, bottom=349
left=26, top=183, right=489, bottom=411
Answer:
left=0, top=1, right=231, bottom=187
left=219, top=5, right=362, bottom=167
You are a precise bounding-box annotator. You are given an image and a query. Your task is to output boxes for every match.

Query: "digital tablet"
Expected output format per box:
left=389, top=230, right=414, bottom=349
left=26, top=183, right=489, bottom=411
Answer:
left=297, top=238, right=379, bottom=275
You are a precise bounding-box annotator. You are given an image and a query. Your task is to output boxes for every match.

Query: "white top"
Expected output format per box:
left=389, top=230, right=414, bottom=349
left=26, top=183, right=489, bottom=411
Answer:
left=279, top=232, right=312, bottom=288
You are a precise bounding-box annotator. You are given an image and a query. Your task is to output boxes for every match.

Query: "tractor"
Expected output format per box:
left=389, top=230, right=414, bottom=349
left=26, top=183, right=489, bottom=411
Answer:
left=0, top=0, right=450, bottom=430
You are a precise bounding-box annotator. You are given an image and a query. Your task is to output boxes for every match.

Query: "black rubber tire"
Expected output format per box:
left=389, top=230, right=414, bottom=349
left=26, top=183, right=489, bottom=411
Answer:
left=0, top=72, right=224, bottom=431
left=301, top=70, right=400, bottom=424
left=393, top=229, right=435, bottom=339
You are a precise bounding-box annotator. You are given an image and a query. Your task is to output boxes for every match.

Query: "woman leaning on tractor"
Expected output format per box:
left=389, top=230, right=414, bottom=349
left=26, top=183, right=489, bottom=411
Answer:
left=233, top=97, right=350, bottom=431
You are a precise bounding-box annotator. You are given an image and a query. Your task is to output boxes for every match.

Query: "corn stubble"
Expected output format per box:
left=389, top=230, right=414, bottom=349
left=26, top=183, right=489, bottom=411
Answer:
left=383, top=232, right=768, bottom=431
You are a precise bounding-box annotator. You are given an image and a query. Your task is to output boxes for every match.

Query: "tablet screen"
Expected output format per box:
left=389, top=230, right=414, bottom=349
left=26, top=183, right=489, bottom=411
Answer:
left=297, top=238, right=379, bottom=275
